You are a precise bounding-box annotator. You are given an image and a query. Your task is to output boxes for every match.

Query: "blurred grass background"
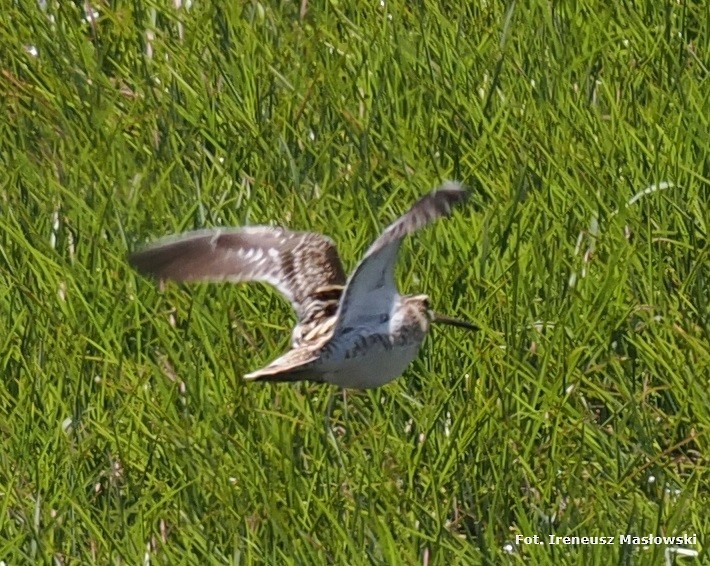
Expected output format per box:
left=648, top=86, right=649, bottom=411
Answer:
left=0, top=0, right=707, bottom=563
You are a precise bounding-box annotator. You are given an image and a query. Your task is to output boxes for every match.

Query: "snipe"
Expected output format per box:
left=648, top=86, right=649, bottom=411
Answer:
left=129, top=181, right=476, bottom=389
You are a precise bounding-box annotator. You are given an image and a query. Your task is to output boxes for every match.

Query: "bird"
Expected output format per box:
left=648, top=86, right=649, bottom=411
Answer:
left=128, top=181, right=477, bottom=389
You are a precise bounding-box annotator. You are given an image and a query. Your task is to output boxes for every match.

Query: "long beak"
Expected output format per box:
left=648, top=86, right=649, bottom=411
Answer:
left=431, top=311, right=479, bottom=331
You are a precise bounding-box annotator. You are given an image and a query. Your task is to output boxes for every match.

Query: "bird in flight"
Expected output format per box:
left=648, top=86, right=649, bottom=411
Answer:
left=129, top=181, right=476, bottom=389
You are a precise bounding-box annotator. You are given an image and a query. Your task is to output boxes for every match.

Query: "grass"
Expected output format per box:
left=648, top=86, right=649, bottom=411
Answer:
left=0, top=0, right=707, bottom=563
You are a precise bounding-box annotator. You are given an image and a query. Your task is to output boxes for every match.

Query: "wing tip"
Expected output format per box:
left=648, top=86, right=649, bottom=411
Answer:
left=435, top=180, right=468, bottom=203
left=439, top=179, right=466, bottom=191
left=127, top=247, right=159, bottom=278
left=424, top=180, right=469, bottom=218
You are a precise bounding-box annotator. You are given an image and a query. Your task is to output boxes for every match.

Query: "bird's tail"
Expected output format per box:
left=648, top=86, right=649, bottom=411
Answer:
left=243, top=348, right=321, bottom=383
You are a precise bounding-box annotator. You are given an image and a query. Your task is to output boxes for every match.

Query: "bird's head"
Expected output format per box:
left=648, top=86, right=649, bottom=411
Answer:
left=410, top=294, right=478, bottom=331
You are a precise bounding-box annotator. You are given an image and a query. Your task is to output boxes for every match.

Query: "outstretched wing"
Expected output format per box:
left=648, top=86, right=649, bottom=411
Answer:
left=334, top=181, right=468, bottom=331
left=128, top=226, right=347, bottom=322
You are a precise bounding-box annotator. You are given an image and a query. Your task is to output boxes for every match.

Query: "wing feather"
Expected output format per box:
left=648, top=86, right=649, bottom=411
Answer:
left=334, top=181, right=468, bottom=331
left=128, top=226, right=346, bottom=322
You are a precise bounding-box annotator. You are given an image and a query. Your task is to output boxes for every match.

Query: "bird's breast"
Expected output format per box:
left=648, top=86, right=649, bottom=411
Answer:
left=319, top=325, right=428, bottom=388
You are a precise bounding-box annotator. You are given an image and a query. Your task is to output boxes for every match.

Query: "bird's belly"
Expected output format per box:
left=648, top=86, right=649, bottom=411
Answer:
left=320, top=333, right=425, bottom=389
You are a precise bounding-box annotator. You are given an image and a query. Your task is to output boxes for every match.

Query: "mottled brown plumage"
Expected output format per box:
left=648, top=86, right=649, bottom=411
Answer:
left=129, top=181, right=475, bottom=389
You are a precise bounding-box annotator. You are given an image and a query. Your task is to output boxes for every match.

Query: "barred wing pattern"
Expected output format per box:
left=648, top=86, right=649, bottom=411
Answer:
left=128, top=226, right=347, bottom=322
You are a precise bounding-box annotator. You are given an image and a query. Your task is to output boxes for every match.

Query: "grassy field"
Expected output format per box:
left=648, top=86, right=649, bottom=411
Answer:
left=1, top=0, right=707, bottom=563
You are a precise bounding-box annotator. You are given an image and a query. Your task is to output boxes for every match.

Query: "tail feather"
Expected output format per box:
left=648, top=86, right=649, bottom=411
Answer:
left=243, top=347, right=321, bottom=383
